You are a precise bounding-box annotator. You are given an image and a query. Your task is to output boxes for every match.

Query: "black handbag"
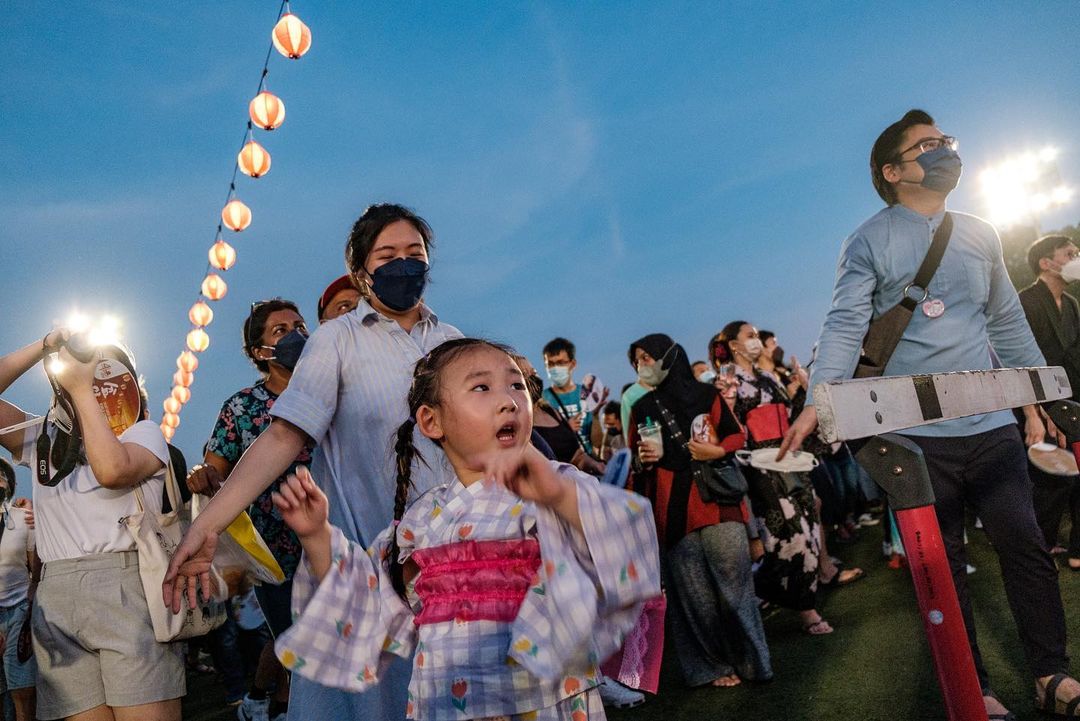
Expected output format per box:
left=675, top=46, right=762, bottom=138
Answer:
left=653, top=400, right=748, bottom=505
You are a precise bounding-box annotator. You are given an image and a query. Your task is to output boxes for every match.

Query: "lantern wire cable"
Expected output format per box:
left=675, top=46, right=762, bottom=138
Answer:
left=192, top=0, right=288, bottom=306
left=168, top=0, right=291, bottom=425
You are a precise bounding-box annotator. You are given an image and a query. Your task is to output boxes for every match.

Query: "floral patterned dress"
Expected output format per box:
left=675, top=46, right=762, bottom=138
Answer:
left=206, top=383, right=313, bottom=578
left=731, top=367, right=821, bottom=612
left=275, top=463, right=661, bottom=720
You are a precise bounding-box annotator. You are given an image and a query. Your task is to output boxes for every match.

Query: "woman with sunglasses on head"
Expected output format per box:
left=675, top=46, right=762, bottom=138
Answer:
left=185, top=298, right=313, bottom=721
left=0, top=329, right=182, bottom=721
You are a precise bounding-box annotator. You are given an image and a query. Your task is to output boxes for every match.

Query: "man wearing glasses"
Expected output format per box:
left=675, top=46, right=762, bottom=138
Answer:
left=779, top=109, right=1080, bottom=718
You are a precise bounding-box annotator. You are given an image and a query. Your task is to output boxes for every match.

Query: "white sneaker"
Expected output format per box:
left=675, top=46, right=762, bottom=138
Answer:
left=237, top=695, right=270, bottom=721
left=598, top=677, right=645, bottom=709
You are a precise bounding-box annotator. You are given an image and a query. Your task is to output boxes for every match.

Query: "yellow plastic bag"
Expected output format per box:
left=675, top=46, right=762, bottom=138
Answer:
left=192, top=495, right=284, bottom=593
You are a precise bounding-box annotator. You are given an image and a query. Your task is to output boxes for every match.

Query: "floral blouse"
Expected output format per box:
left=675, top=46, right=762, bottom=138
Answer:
left=275, top=463, right=661, bottom=720
left=206, top=383, right=313, bottom=578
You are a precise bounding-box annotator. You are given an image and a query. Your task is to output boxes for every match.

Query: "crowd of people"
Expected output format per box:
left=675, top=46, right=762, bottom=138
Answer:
left=0, top=107, right=1076, bottom=721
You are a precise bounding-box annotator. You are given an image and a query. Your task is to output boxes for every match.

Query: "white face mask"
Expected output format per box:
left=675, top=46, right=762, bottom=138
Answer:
left=740, top=338, right=764, bottom=361
left=1060, top=259, right=1080, bottom=283
left=636, top=344, right=677, bottom=387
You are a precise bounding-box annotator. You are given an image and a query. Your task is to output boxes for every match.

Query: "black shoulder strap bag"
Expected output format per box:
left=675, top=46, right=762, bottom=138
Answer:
left=855, top=212, right=954, bottom=378
left=653, top=399, right=748, bottom=505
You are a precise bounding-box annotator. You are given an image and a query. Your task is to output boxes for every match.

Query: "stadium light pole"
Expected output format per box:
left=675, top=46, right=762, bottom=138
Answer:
left=979, top=146, right=1073, bottom=234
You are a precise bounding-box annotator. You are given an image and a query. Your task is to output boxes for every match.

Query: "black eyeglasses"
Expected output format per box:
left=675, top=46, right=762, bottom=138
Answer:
left=892, top=135, right=958, bottom=163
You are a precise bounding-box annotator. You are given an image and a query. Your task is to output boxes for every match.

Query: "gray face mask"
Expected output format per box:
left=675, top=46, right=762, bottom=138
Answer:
left=915, top=146, right=963, bottom=193
left=637, top=344, right=676, bottom=387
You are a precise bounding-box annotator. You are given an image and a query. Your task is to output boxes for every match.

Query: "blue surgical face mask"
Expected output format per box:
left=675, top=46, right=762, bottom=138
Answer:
left=369, top=257, right=430, bottom=312
left=699, top=370, right=717, bottom=384
left=262, top=328, right=308, bottom=372
left=547, top=365, right=572, bottom=387
left=915, top=146, right=963, bottom=193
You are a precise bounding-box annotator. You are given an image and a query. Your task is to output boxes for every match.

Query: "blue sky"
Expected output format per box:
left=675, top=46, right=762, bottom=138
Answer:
left=2, top=2, right=1079, bottom=494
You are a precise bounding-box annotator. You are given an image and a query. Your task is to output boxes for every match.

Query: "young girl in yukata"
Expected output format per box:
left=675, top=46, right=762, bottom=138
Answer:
left=271, top=338, right=661, bottom=720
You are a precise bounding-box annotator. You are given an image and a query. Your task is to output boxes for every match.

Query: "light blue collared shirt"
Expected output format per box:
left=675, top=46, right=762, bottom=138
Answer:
left=808, top=204, right=1044, bottom=437
left=270, top=298, right=463, bottom=546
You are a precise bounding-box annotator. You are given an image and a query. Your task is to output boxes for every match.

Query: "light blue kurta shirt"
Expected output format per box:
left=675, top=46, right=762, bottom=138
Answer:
left=808, top=204, right=1044, bottom=437
left=269, top=298, right=462, bottom=721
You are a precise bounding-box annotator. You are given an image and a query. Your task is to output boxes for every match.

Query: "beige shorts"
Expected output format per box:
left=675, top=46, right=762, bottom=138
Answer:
left=33, top=551, right=185, bottom=719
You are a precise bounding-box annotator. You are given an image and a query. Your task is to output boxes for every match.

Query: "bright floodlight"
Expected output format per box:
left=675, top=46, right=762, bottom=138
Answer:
left=980, top=146, right=1073, bottom=228
left=1039, top=146, right=1059, bottom=163
left=62, top=311, right=124, bottom=349
left=66, top=312, right=91, bottom=334
left=88, top=314, right=123, bottom=347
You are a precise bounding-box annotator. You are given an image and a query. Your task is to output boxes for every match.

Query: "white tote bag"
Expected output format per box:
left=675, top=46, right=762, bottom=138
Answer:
left=123, top=461, right=227, bottom=642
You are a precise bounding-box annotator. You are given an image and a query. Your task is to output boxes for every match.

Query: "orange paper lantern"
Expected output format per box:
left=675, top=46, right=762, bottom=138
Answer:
left=272, top=13, right=312, bottom=59
left=201, top=273, right=228, bottom=300
left=249, top=91, right=285, bottom=130
left=238, top=141, right=271, bottom=178
left=163, top=397, right=181, bottom=415
left=172, top=385, right=191, bottom=405
left=208, top=240, right=237, bottom=271
left=162, top=412, right=180, bottom=429
left=177, top=351, right=199, bottom=373
left=187, top=328, right=210, bottom=353
left=173, top=370, right=194, bottom=388
left=161, top=424, right=175, bottom=440
left=221, top=199, right=252, bottom=231
left=189, top=300, right=214, bottom=327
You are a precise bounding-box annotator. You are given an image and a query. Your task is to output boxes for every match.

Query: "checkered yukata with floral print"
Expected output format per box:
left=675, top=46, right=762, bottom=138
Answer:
left=275, top=463, right=660, bottom=720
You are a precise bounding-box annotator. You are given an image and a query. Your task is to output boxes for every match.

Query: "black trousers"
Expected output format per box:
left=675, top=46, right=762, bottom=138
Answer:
left=1030, top=464, right=1080, bottom=557
left=904, top=425, right=1069, bottom=691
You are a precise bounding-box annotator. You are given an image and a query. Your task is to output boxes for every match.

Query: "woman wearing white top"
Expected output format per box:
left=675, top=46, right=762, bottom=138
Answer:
left=0, top=330, right=183, bottom=721
left=0, top=459, right=38, bottom=721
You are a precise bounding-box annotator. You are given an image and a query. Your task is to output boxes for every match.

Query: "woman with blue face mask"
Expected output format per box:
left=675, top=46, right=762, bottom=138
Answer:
left=167, top=204, right=463, bottom=721
left=184, top=298, right=313, bottom=720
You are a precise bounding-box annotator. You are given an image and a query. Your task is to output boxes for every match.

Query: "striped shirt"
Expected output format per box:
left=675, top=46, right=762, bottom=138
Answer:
left=270, top=298, right=462, bottom=548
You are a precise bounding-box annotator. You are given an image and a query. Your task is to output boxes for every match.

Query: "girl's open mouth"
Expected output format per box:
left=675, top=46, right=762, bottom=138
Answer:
left=496, top=422, right=517, bottom=445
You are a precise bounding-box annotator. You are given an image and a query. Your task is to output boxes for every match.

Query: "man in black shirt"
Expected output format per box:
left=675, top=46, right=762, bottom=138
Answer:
left=1019, top=234, right=1080, bottom=572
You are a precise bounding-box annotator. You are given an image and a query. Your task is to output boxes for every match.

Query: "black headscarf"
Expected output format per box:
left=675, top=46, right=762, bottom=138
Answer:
left=629, top=334, right=716, bottom=432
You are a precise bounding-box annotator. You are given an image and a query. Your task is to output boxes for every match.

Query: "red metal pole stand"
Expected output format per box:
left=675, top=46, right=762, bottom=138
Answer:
left=857, top=435, right=988, bottom=721
left=894, top=506, right=988, bottom=721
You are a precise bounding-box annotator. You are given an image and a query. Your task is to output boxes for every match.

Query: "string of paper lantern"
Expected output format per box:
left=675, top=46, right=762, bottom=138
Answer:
left=161, top=2, right=311, bottom=441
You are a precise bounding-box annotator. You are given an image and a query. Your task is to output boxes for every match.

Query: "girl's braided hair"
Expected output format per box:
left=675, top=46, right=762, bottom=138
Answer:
left=387, top=337, right=516, bottom=597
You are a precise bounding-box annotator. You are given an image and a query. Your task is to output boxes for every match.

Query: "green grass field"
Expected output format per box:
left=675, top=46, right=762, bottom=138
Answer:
left=182, top=517, right=1079, bottom=720
left=610, top=520, right=1080, bottom=721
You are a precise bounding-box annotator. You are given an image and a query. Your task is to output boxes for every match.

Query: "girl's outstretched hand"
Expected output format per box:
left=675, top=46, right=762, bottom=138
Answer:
left=483, top=445, right=582, bottom=530
left=272, top=466, right=330, bottom=540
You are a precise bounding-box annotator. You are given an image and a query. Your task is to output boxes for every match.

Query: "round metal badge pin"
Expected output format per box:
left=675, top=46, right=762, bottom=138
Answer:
left=922, top=298, right=945, bottom=318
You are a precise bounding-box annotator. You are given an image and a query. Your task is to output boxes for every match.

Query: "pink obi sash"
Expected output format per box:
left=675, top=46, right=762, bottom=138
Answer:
left=411, top=538, right=542, bottom=626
